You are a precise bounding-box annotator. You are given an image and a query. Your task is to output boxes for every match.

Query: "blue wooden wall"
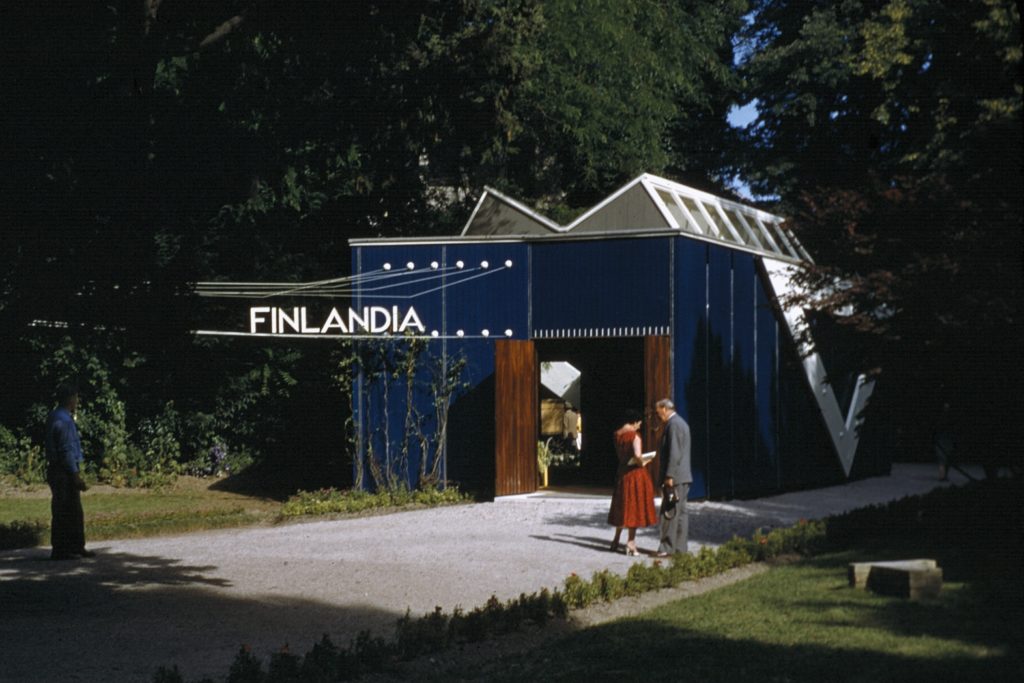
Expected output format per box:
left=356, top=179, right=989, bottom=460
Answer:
left=352, top=235, right=880, bottom=499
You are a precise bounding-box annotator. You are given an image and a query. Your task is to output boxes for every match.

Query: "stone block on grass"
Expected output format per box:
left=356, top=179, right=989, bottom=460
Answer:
left=848, top=559, right=942, bottom=599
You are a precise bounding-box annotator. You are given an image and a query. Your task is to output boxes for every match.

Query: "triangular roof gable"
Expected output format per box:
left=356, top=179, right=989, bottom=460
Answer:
left=568, top=177, right=672, bottom=232
left=461, top=186, right=565, bottom=236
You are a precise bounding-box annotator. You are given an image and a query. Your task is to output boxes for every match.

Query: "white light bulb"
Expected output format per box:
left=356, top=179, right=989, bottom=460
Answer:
left=431, top=330, right=439, bottom=338
left=456, top=329, right=465, bottom=337
left=505, top=329, right=513, bottom=337
left=456, top=260, right=465, bottom=269
left=505, top=259, right=513, bottom=268
left=406, top=262, right=415, bottom=270
left=430, top=261, right=439, bottom=270
left=481, top=329, right=490, bottom=337
left=383, top=263, right=392, bottom=271
left=480, top=260, right=489, bottom=269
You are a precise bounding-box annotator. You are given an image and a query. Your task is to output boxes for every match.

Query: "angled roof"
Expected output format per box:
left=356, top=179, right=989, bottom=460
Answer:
left=461, top=174, right=811, bottom=262
left=460, top=186, right=565, bottom=237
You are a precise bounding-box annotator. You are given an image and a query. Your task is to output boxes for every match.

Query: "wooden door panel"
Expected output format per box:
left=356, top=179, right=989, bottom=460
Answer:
left=495, top=340, right=538, bottom=496
left=644, top=335, right=671, bottom=487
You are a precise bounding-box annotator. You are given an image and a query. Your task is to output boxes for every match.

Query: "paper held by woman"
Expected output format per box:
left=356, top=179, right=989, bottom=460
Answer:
left=629, top=451, right=656, bottom=466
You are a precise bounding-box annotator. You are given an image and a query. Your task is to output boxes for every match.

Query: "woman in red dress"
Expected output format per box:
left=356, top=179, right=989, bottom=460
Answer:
left=607, top=409, right=658, bottom=556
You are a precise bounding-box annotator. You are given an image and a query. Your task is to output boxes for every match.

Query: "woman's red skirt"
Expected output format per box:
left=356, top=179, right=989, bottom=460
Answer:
left=607, top=467, right=658, bottom=528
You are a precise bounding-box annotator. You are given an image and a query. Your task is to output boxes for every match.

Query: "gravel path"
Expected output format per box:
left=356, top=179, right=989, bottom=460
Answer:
left=0, top=464, right=968, bottom=682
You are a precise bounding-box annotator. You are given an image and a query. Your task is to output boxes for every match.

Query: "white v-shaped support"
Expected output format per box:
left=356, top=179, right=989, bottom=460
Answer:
left=763, top=258, right=875, bottom=477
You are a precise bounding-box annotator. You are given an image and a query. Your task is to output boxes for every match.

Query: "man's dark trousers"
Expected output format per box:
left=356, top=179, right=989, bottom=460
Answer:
left=48, top=465, right=85, bottom=556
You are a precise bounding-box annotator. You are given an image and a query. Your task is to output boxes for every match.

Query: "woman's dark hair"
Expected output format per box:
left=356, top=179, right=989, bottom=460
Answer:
left=622, top=408, right=642, bottom=424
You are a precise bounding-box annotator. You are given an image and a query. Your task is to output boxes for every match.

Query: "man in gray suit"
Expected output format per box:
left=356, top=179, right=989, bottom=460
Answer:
left=655, top=398, right=692, bottom=556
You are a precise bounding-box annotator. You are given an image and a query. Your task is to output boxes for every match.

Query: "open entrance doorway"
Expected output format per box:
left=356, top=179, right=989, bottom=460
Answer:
left=492, top=336, right=669, bottom=497
left=532, top=337, right=643, bottom=489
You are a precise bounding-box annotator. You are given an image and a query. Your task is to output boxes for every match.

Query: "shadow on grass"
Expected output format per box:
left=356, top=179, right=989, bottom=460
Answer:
left=459, top=618, right=1023, bottom=683
left=0, top=547, right=404, bottom=683
left=208, top=462, right=319, bottom=501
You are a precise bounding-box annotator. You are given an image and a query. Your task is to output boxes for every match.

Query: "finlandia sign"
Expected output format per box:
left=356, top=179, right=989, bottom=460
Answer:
left=249, top=306, right=426, bottom=336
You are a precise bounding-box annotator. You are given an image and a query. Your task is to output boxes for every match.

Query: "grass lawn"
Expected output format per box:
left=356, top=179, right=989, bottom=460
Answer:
left=440, top=479, right=1024, bottom=683
left=452, top=551, right=1022, bottom=682
left=0, top=477, right=282, bottom=547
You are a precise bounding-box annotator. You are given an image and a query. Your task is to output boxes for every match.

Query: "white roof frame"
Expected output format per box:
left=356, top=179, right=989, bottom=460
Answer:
left=636, top=174, right=810, bottom=262
left=459, top=173, right=812, bottom=263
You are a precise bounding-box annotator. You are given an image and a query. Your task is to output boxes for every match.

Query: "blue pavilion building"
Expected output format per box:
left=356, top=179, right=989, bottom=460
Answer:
left=347, top=174, right=883, bottom=499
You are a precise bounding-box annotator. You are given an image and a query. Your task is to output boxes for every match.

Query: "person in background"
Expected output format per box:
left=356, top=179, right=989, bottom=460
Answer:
left=607, top=409, right=658, bottom=556
left=655, top=398, right=692, bottom=557
left=45, top=383, right=94, bottom=560
left=563, top=402, right=580, bottom=454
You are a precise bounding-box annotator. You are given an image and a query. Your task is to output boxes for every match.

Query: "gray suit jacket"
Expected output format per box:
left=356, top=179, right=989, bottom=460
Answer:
left=659, top=412, right=692, bottom=484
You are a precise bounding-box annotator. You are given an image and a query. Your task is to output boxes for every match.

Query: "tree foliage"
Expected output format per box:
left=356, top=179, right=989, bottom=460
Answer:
left=0, top=1, right=746, bottom=482
left=8, top=0, right=1013, bottom=481
left=739, top=0, right=1023, bottom=461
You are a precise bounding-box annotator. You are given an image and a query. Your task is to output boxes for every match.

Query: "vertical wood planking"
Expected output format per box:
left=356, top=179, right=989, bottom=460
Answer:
left=495, top=340, right=538, bottom=496
left=644, top=335, right=671, bottom=488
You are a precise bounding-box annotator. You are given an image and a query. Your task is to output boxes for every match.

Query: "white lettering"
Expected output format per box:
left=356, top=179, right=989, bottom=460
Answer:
left=246, top=305, right=430, bottom=336
left=399, top=307, right=425, bottom=333
left=369, top=306, right=391, bottom=333
left=349, top=307, right=368, bottom=333
left=278, top=307, right=301, bottom=333
left=250, top=307, right=271, bottom=333
left=320, top=307, right=349, bottom=334
left=300, top=308, right=319, bottom=333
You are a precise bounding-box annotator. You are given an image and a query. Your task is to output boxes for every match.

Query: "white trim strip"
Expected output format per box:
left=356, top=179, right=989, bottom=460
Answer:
left=531, top=326, right=669, bottom=338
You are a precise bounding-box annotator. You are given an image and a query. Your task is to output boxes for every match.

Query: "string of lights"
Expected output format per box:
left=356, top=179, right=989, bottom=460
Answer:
left=193, top=259, right=513, bottom=300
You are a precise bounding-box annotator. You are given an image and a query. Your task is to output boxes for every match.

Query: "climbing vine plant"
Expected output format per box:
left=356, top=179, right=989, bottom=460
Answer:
left=334, top=338, right=467, bottom=492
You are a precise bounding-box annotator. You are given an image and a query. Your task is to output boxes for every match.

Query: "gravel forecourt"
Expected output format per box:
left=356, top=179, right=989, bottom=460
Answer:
left=0, top=464, right=968, bottom=682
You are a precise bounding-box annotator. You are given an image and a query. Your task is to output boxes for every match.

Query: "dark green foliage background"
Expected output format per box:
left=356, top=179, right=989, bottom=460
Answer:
left=0, top=1, right=1019, bottom=484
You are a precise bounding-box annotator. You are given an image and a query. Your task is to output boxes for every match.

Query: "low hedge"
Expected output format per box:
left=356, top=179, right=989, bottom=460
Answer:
left=0, top=519, right=47, bottom=550
left=280, top=486, right=468, bottom=517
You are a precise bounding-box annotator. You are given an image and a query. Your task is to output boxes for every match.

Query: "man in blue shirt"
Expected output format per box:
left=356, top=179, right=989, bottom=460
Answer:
left=45, top=383, right=93, bottom=560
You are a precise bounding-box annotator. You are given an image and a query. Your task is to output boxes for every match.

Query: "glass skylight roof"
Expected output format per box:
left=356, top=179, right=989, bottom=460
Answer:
left=460, top=173, right=811, bottom=263
left=640, top=175, right=811, bottom=262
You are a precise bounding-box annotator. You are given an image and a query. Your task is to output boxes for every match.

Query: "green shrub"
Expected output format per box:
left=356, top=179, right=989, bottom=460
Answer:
left=522, top=587, right=564, bottom=624
left=668, top=551, right=698, bottom=583
left=562, top=572, right=598, bottom=609
left=0, top=520, right=48, bottom=550
left=0, top=425, right=46, bottom=484
left=624, top=562, right=663, bottom=595
left=280, top=485, right=467, bottom=517
left=266, top=649, right=302, bottom=682
left=226, top=645, right=265, bottom=683
left=297, top=635, right=348, bottom=681
left=396, top=607, right=451, bottom=659
left=714, top=541, right=752, bottom=569
left=349, top=630, right=395, bottom=676
left=594, top=568, right=628, bottom=601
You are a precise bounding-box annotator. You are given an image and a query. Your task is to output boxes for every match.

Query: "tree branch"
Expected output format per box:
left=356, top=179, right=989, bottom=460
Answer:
left=144, top=0, right=163, bottom=36
left=199, top=11, right=249, bottom=49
